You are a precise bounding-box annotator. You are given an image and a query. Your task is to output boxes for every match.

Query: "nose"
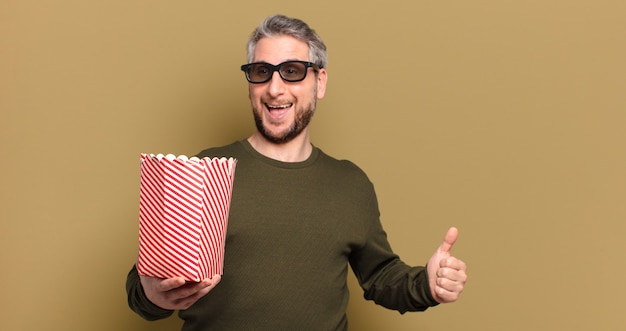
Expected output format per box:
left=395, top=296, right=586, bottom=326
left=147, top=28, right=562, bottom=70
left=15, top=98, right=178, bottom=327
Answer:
left=267, top=70, right=286, bottom=97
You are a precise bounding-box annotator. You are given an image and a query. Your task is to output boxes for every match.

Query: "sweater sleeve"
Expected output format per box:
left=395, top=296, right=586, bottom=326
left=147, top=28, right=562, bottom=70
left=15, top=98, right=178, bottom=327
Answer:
left=125, top=264, right=175, bottom=321
left=360, top=260, right=439, bottom=313
left=349, top=189, right=439, bottom=313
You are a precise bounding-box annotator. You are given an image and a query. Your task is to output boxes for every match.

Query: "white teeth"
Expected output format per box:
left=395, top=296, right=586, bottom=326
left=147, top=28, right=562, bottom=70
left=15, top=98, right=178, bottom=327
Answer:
left=267, top=104, right=292, bottom=109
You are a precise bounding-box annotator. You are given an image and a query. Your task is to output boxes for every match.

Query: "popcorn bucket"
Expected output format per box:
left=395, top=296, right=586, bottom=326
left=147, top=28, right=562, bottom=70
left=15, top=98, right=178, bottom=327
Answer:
left=136, top=154, right=237, bottom=282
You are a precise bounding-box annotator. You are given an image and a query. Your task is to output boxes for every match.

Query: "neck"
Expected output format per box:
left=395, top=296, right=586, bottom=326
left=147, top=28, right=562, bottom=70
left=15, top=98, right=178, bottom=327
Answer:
left=247, top=131, right=312, bottom=162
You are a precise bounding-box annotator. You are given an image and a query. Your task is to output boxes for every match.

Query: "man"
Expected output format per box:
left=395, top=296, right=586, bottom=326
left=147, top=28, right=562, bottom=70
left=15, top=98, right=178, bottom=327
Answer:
left=127, top=14, right=467, bottom=330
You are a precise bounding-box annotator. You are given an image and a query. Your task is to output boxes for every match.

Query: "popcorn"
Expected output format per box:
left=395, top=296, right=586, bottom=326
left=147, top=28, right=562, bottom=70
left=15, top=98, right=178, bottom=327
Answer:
left=136, top=153, right=237, bottom=282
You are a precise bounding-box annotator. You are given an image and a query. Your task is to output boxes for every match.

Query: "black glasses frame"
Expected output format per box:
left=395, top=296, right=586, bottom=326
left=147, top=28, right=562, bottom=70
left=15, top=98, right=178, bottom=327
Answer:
left=240, top=60, right=321, bottom=84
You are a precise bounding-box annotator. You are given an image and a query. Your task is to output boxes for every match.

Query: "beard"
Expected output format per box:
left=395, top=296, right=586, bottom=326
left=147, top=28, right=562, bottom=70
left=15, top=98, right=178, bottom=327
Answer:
left=252, top=98, right=317, bottom=144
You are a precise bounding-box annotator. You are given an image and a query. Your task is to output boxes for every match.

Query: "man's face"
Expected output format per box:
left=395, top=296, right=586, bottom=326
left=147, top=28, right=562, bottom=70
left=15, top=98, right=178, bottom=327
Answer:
left=248, top=35, right=327, bottom=144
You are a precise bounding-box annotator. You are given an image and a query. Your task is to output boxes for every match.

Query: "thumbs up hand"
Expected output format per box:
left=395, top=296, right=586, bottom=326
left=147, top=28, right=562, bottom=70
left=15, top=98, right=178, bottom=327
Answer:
left=427, top=227, right=468, bottom=303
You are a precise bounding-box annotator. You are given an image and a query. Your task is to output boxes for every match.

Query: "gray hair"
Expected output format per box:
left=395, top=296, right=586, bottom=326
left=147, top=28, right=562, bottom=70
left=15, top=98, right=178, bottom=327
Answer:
left=246, top=14, right=327, bottom=68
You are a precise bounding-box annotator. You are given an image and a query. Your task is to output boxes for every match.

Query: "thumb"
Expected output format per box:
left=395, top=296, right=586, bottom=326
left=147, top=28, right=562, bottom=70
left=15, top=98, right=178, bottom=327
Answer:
left=440, top=227, right=459, bottom=254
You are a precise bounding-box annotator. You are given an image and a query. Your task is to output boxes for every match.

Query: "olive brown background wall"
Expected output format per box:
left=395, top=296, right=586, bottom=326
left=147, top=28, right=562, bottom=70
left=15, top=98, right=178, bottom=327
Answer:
left=1, top=1, right=625, bottom=330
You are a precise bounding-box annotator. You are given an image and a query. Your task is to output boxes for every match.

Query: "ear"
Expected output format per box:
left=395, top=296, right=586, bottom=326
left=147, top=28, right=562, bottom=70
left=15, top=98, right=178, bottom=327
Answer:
left=316, top=68, right=328, bottom=99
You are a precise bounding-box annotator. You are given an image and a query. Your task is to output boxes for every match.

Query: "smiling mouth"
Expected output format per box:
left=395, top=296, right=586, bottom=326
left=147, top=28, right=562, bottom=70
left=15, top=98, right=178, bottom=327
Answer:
left=264, top=103, right=293, bottom=122
left=265, top=103, right=293, bottom=111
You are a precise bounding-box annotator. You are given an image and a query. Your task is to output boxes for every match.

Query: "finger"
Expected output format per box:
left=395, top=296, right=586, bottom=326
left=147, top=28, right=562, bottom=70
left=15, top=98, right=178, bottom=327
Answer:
left=437, top=266, right=468, bottom=283
left=200, top=274, right=221, bottom=291
left=158, top=277, right=187, bottom=291
left=174, top=275, right=222, bottom=309
left=433, top=285, right=456, bottom=303
left=173, top=275, right=222, bottom=299
left=193, top=275, right=221, bottom=298
left=440, top=227, right=459, bottom=254
left=435, top=279, right=464, bottom=298
left=439, top=256, right=467, bottom=271
left=209, top=274, right=222, bottom=288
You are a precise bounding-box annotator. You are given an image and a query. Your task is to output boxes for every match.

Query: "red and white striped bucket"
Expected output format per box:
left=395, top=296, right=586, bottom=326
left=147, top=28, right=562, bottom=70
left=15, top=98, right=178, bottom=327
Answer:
left=136, top=154, right=237, bottom=282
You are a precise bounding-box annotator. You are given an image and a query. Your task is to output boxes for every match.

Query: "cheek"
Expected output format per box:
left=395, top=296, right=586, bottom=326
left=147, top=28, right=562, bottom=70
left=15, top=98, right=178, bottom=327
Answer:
left=248, top=87, right=263, bottom=103
left=248, top=86, right=257, bottom=97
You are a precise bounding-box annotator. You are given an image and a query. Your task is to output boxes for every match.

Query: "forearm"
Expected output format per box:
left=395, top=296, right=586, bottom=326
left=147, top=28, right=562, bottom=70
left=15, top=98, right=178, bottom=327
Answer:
left=125, top=265, right=175, bottom=321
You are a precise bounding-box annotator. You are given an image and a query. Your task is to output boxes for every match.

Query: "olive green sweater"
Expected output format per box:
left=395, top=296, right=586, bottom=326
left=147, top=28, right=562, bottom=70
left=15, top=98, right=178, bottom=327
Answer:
left=126, top=140, right=437, bottom=330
